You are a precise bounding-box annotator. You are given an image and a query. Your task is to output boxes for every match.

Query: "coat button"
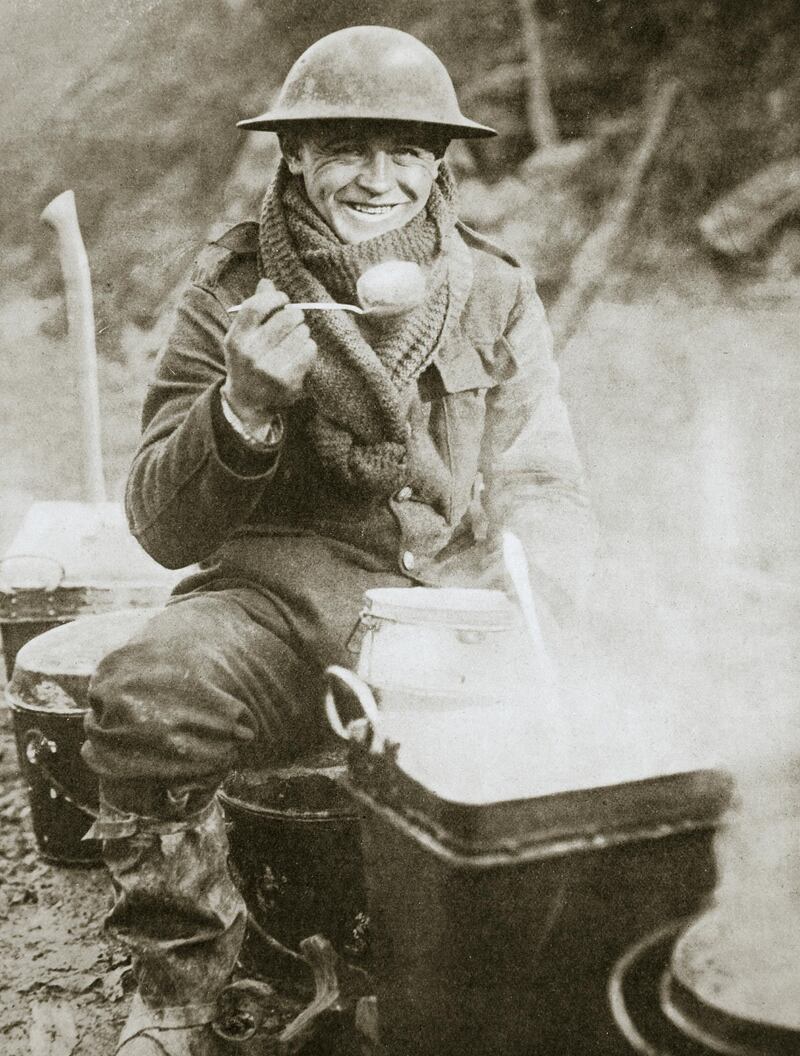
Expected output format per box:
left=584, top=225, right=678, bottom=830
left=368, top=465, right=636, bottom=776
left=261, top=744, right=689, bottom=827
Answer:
left=396, top=486, right=413, bottom=501
left=401, top=550, right=416, bottom=571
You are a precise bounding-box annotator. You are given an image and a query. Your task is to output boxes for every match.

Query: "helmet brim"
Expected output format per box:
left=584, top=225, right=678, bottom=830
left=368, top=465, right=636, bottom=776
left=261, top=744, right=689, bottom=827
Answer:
left=236, top=112, right=497, bottom=140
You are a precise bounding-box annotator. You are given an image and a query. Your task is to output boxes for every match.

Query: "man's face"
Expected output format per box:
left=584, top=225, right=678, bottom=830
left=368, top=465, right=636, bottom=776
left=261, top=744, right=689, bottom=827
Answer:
left=284, top=122, right=444, bottom=244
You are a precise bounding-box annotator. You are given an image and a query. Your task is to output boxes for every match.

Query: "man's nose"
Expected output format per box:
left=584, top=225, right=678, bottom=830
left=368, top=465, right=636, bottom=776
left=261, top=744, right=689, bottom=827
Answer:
left=357, top=150, right=394, bottom=193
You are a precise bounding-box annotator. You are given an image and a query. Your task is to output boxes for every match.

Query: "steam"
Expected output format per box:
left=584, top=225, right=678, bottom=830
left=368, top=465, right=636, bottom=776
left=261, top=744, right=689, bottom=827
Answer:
left=550, top=301, right=800, bottom=1027
left=394, top=303, right=799, bottom=822
left=664, top=734, right=800, bottom=1030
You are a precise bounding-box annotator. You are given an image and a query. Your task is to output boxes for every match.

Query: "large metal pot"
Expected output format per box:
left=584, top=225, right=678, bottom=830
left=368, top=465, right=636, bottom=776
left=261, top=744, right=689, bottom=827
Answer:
left=325, top=673, right=732, bottom=1056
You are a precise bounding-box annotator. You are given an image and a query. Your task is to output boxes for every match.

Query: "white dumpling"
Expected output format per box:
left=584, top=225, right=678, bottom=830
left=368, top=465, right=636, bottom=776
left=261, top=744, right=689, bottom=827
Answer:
left=356, top=261, right=427, bottom=316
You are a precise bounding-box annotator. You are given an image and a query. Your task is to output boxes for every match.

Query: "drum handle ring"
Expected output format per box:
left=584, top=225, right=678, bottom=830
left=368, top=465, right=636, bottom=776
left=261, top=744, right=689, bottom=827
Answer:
left=25, top=728, right=57, bottom=766
left=324, top=666, right=382, bottom=747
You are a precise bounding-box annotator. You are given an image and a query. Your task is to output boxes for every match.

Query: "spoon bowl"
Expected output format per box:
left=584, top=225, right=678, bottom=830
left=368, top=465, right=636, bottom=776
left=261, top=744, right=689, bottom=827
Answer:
left=228, top=260, right=428, bottom=319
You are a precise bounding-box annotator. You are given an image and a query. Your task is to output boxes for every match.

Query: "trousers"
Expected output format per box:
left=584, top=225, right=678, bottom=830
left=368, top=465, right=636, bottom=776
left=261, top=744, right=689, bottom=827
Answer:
left=83, top=536, right=409, bottom=1012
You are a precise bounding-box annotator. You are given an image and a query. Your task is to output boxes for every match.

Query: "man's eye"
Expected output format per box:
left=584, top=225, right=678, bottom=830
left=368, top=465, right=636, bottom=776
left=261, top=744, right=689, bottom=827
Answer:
left=394, top=147, right=429, bottom=162
left=326, top=142, right=361, bottom=156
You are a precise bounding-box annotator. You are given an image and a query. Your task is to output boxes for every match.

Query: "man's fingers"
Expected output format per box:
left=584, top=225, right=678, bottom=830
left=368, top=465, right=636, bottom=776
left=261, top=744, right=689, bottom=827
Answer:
left=255, top=332, right=317, bottom=387
left=234, top=281, right=289, bottom=327
left=225, top=287, right=317, bottom=408
left=292, top=335, right=318, bottom=374
left=261, top=305, right=307, bottom=343
left=274, top=331, right=317, bottom=370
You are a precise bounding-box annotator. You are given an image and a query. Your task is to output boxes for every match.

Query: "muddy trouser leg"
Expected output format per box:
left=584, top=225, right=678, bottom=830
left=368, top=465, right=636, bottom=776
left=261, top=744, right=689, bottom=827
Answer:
left=82, top=587, right=329, bottom=1020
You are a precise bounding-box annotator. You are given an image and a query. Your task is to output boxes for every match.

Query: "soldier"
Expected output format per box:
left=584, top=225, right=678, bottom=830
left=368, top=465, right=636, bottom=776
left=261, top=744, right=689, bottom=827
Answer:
left=83, top=25, right=595, bottom=1055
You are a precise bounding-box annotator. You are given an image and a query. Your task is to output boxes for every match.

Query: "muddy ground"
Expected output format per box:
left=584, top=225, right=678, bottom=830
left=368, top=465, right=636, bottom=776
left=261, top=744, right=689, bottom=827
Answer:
left=0, top=734, right=125, bottom=1055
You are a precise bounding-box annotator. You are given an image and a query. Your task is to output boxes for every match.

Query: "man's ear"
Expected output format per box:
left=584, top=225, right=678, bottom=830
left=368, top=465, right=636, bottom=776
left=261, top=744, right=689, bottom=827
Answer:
left=284, top=151, right=304, bottom=175
left=279, top=135, right=304, bottom=174
left=432, top=138, right=450, bottom=168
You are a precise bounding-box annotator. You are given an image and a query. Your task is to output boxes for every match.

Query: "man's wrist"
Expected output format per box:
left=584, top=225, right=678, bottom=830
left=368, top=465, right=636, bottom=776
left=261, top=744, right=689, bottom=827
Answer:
left=219, top=385, right=285, bottom=450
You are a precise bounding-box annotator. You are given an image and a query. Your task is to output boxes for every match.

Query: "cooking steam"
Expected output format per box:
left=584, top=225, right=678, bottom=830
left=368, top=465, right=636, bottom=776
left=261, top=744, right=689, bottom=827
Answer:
left=375, top=300, right=800, bottom=973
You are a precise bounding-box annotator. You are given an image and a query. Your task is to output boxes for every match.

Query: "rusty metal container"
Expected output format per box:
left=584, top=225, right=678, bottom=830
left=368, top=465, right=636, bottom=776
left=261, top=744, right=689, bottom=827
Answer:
left=342, top=732, right=732, bottom=1056
left=0, top=501, right=181, bottom=677
left=4, top=608, right=159, bottom=863
left=219, top=748, right=369, bottom=960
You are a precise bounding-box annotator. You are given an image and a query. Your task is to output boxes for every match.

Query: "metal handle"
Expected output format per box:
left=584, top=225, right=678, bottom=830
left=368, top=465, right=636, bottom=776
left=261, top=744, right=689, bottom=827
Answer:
left=41, top=189, right=107, bottom=503
left=25, top=729, right=57, bottom=766
left=324, top=666, right=382, bottom=747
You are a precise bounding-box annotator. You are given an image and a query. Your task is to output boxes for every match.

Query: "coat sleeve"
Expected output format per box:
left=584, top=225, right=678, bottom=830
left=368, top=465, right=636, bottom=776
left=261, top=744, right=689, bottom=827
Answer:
left=479, top=271, right=597, bottom=620
left=125, top=281, right=281, bottom=569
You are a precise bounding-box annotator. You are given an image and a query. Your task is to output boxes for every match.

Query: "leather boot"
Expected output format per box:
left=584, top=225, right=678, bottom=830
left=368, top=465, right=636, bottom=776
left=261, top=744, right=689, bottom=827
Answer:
left=116, top=992, right=222, bottom=1055
left=85, top=792, right=247, bottom=1055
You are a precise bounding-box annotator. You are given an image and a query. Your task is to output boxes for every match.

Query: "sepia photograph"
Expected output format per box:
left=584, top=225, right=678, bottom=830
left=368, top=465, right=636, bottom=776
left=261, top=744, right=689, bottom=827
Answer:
left=0, top=1, right=798, bottom=1053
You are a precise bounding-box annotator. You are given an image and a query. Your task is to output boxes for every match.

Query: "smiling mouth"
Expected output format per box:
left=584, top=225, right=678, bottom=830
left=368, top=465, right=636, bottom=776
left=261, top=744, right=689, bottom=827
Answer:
left=344, top=202, right=405, bottom=216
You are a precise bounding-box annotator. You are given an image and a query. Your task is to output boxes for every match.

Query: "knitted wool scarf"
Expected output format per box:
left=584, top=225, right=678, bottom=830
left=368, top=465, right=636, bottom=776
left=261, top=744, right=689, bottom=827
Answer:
left=258, top=160, right=462, bottom=495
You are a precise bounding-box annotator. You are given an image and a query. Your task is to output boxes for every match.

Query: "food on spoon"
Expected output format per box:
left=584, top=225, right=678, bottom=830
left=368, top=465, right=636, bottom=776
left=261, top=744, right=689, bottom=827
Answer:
left=356, top=261, right=427, bottom=316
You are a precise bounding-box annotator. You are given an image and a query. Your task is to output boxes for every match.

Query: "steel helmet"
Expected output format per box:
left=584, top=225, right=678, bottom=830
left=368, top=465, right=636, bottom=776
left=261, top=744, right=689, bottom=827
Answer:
left=237, top=26, right=496, bottom=139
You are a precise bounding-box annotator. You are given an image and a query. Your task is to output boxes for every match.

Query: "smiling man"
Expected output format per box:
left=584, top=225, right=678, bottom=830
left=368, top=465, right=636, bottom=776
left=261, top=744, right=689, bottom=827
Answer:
left=284, top=123, right=447, bottom=242
left=84, top=26, right=595, bottom=1056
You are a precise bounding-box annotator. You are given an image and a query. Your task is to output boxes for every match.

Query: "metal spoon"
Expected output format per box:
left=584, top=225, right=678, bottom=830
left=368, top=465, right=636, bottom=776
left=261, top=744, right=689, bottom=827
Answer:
left=228, top=301, right=365, bottom=315
left=228, top=262, right=427, bottom=318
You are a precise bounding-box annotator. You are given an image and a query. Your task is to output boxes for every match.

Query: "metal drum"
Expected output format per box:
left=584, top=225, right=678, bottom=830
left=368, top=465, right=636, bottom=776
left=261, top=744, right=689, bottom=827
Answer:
left=349, top=587, right=534, bottom=713
left=0, top=501, right=182, bottom=677
left=609, top=916, right=800, bottom=1055
left=5, top=608, right=159, bottom=864
left=219, top=746, right=368, bottom=962
left=663, top=909, right=800, bottom=1054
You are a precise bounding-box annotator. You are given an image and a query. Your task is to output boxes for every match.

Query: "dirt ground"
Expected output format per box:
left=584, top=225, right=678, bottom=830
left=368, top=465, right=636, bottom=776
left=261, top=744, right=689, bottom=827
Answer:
left=0, top=731, right=125, bottom=1055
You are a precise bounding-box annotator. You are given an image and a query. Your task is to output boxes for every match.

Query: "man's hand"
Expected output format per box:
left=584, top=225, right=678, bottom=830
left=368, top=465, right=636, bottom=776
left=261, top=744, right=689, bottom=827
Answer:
left=222, top=278, right=317, bottom=426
